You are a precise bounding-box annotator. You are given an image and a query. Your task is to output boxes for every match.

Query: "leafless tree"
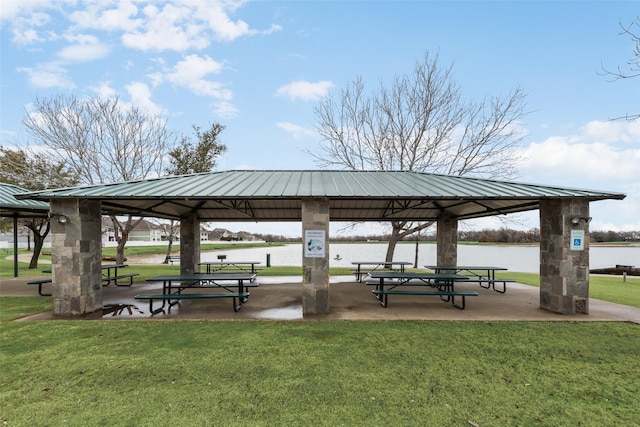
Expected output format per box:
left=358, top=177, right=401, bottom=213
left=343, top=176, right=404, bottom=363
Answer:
left=599, top=17, right=640, bottom=121
left=309, top=52, right=528, bottom=261
left=22, top=95, right=178, bottom=263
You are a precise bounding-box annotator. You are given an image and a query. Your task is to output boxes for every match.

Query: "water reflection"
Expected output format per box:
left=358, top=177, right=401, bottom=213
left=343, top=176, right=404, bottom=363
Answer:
left=103, top=303, right=145, bottom=317
left=251, top=304, right=303, bottom=320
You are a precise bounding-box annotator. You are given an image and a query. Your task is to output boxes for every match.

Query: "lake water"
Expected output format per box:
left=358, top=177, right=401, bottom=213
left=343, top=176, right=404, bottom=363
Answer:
left=173, top=243, right=639, bottom=273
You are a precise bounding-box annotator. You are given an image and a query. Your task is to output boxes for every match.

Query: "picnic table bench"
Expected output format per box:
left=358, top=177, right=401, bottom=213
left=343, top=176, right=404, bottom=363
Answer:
left=136, top=273, right=257, bottom=314
left=351, top=261, right=413, bottom=282
left=166, top=255, right=180, bottom=265
left=26, top=278, right=52, bottom=296
left=372, top=289, right=479, bottom=310
left=101, top=264, right=139, bottom=287
left=135, top=292, right=250, bottom=314
left=366, top=271, right=476, bottom=309
left=425, top=265, right=514, bottom=293
left=199, top=261, right=262, bottom=274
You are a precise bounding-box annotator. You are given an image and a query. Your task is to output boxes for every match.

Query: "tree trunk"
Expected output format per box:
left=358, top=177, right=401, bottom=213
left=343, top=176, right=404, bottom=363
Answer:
left=25, top=220, right=49, bottom=269
left=115, top=234, right=127, bottom=265
left=385, top=225, right=402, bottom=262
left=413, top=230, right=421, bottom=268
left=28, top=233, right=45, bottom=269
left=163, top=240, right=174, bottom=264
left=111, top=215, right=144, bottom=265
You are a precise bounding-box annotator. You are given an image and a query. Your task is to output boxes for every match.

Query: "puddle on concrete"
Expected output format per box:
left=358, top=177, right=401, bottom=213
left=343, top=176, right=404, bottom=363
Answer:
left=251, top=304, right=303, bottom=320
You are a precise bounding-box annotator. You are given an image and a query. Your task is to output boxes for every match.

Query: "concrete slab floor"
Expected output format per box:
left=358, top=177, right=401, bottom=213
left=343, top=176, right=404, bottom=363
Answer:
left=2, top=275, right=639, bottom=323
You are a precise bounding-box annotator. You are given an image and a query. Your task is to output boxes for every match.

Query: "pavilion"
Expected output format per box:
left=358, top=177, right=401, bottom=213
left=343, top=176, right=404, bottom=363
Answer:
left=16, top=170, right=626, bottom=317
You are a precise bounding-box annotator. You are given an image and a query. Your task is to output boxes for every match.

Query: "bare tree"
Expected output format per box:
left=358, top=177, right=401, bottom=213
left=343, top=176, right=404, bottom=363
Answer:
left=22, top=95, right=178, bottom=264
left=599, top=17, right=640, bottom=121
left=309, top=51, right=528, bottom=261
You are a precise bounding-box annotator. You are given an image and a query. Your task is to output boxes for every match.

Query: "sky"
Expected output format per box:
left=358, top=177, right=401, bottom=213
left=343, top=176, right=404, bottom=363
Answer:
left=1, top=0, right=639, bottom=238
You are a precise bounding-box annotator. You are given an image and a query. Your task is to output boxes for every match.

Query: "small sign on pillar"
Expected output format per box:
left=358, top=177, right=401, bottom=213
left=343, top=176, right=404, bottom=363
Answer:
left=304, top=230, right=325, bottom=258
left=570, top=229, right=585, bottom=251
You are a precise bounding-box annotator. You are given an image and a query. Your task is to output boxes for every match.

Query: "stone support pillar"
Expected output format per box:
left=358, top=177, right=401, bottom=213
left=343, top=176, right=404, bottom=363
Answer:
left=50, top=198, right=102, bottom=317
left=301, top=198, right=330, bottom=314
left=179, top=212, right=201, bottom=275
left=539, top=198, right=590, bottom=314
left=436, top=214, right=458, bottom=266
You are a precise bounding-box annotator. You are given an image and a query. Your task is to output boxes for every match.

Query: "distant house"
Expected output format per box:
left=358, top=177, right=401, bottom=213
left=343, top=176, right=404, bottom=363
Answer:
left=220, top=230, right=241, bottom=241
left=200, top=226, right=209, bottom=241
left=207, top=228, right=254, bottom=241
left=101, top=217, right=116, bottom=243
left=129, top=219, right=165, bottom=242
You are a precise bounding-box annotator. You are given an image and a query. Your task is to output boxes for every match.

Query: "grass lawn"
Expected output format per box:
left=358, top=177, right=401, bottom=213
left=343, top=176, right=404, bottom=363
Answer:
left=1, top=297, right=639, bottom=426
left=2, top=249, right=640, bottom=425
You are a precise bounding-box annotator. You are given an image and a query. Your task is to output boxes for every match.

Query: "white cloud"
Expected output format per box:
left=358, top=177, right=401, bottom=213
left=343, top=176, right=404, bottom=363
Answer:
left=57, top=34, right=110, bottom=62
left=167, top=54, right=226, bottom=96
left=518, top=120, right=640, bottom=185
left=582, top=119, right=640, bottom=145
left=121, top=3, right=210, bottom=52
left=125, top=81, right=165, bottom=115
left=275, top=80, right=334, bottom=101
left=69, top=0, right=142, bottom=32
left=196, top=1, right=252, bottom=42
left=17, top=63, right=74, bottom=89
left=213, top=101, right=240, bottom=119
left=276, top=122, right=316, bottom=139
left=516, top=120, right=639, bottom=232
left=7, top=10, right=51, bottom=45
left=0, top=0, right=53, bottom=23
left=11, top=28, right=42, bottom=45
left=89, top=82, right=118, bottom=99
left=150, top=54, right=233, bottom=101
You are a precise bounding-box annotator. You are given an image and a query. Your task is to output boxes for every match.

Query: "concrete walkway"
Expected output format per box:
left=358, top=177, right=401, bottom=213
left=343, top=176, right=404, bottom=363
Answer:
left=2, top=275, right=639, bottom=323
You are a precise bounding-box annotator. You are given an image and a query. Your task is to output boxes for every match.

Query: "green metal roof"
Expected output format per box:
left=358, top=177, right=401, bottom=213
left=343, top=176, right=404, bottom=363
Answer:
left=17, top=170, right=626, bottom=222
left=0, top=183, right=49, bottom=218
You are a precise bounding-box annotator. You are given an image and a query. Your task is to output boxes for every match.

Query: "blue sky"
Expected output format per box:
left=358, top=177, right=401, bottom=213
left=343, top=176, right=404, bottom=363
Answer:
left=1, top=1, right=639, bottom=237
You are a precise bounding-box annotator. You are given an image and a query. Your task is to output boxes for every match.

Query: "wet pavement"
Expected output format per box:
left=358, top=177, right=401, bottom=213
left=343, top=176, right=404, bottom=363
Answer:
left=2, top=275, right=640, bottom=323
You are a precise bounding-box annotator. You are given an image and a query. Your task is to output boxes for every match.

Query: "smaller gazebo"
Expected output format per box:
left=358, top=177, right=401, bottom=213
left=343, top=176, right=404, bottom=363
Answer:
left=0, top=183, right=50, bottom=277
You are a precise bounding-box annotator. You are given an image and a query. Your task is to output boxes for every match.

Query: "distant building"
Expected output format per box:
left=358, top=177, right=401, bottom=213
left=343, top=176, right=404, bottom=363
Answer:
left=129, top=219, right=165, bottom=242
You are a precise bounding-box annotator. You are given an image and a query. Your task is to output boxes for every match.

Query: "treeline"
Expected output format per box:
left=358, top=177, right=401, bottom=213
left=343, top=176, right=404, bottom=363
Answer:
left=251, top=229, right=640, bottom=244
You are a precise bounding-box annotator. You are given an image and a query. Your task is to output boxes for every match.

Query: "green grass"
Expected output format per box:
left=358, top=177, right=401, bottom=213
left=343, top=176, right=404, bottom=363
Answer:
left=0, top=301, right=638, bottom=426
left=3, top=248, right=640, bottom=425
left=496, top=272, right=640, bottom=308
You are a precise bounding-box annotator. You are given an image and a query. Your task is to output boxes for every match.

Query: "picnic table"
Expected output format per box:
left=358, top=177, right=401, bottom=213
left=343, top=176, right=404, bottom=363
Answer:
left=30, top=264, right=139, bottom=294
left=351, top=261, right=413, bottom=282
left=425, top=265, right=513, bottom=293
left=136, top=273, right=258, bottom=314
left=101, top=264, right=139, bottom=287
left=27, top=277, right=52, bottom=296
left=365, top=271, right=476, bottom=309
left=199, top=261, right=262, bottom=274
